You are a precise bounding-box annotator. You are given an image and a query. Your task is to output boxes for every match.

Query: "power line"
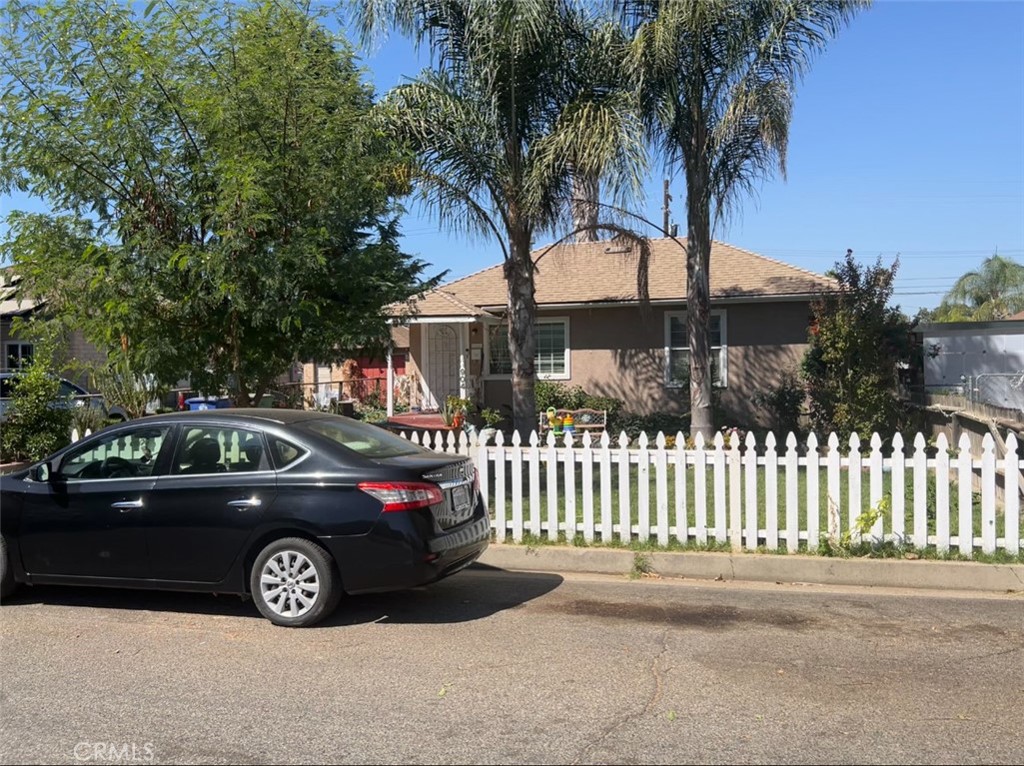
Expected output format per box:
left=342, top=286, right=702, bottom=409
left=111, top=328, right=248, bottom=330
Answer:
left=756, top=248, right=1023, bottom=256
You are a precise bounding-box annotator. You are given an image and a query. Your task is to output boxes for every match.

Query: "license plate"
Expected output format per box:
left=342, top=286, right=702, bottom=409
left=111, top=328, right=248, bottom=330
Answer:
left=452, top=484, right=471, bottom=512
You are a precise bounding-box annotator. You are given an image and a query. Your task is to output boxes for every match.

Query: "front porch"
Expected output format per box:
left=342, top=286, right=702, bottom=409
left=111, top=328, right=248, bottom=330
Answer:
left=384, top=410, right=452, bottom=434
left=386, top=316, right=494, bottom=417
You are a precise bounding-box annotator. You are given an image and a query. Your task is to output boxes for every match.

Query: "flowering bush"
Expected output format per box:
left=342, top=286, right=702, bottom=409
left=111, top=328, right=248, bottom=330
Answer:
left=720, top=426, right=746, bottom=448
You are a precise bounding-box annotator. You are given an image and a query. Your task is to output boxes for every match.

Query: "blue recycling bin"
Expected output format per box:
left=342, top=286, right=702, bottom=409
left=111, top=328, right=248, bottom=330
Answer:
left=185, top=396, right=232, bottom=411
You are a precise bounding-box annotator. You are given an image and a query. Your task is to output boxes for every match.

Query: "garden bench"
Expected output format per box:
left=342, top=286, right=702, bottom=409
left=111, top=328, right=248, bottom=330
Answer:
left=538, top=408, right=607, bottom=437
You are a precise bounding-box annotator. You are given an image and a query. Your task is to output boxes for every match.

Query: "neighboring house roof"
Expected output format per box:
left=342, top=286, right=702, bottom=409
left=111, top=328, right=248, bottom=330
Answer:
left=0, top=268, right=41, bottom=319
left=1008, top=310, right=1024, bottom=321
left=402, top=238, right=835, bottom=318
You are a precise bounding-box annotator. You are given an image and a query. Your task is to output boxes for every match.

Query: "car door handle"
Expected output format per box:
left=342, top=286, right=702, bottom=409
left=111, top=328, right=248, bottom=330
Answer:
left=227, top=498, right=262, bottom=510
left=111, top=499, right=144, bottom=511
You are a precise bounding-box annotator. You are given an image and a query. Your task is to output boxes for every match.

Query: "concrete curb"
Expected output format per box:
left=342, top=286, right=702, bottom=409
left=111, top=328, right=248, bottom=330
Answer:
left=477, top=544, right=1024, bottom=593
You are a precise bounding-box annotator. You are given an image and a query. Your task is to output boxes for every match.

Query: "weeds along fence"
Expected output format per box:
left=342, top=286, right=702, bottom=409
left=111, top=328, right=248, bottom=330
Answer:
left=396, top=429, right=1022, bottom=558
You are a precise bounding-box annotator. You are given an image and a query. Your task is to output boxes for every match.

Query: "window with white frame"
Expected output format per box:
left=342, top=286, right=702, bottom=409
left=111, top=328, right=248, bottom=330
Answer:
left=487, top=318, right=569, bottom=379
left=4, top=342, right=33, bottom=370
left=665, top=311, right=727, bottom=387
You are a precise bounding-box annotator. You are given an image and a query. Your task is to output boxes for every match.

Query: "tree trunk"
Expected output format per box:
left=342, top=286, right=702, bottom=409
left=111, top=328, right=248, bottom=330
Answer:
left=505, top=225, right=537, bottom=439
left=571, top=170, right=599, bottom=243
left=685, top=156, right=714, bottom=441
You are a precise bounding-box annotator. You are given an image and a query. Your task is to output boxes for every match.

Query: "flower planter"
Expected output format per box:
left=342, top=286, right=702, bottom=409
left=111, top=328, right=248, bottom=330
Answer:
left=0, top=460, right=31, bottom=475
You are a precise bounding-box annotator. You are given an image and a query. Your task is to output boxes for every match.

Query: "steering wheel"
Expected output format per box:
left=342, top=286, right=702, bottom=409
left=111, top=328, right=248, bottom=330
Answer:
left=100, top=456, right=137, bottom=479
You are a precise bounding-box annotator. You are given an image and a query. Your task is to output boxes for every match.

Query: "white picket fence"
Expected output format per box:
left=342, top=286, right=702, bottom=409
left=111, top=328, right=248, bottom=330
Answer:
left=69, top=425, right=1023, bottom=557
left=397, top=429, right=1023, bottom=558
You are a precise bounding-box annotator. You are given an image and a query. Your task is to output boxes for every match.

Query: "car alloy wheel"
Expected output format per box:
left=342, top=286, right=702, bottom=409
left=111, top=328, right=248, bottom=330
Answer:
left=260, top=550, right=320, bottom=618
left=250, top=537, right=341, bottom=627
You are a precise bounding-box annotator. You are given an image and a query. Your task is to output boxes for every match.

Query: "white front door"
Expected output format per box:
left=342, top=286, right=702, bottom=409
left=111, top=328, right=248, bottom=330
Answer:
left=425, top=324, right=459, bottom=410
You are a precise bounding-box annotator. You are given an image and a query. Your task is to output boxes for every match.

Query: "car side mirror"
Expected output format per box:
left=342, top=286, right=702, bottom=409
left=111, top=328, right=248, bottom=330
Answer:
left=33, top=462, right=53, bottom=482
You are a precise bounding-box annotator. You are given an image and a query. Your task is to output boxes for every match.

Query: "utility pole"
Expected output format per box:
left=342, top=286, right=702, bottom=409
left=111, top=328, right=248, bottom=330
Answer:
left=662, top=179, right=671, bottom=236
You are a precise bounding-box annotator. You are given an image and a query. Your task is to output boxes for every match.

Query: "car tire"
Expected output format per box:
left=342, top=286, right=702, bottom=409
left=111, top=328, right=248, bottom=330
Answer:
left=0, top=534, right=17, bottom=601
left=249, top=537, right=341, bottom=627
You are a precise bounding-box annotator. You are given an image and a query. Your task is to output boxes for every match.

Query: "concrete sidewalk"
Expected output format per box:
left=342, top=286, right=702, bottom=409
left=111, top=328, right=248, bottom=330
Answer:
left=476, top=543, right=1024, bottom=594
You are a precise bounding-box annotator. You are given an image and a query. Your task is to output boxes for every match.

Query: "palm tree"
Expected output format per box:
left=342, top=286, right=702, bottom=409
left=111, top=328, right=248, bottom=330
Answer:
left=618, top=0, right=868, bottom=438
left=357, top=0, right=646, bottom=436
left=933, top=254, right=1024, bottom=321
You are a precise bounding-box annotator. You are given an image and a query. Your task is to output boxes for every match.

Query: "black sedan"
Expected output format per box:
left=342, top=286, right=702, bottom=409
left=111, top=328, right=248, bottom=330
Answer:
left=0, top=410, right=490, bottom=627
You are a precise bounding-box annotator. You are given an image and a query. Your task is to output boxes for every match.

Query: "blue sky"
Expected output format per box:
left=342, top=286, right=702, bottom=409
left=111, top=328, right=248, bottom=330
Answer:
left=2, top=0, right=1022, bottom=316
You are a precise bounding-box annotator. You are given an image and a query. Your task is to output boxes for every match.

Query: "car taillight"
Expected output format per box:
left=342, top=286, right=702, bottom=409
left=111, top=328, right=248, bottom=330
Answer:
left=358, top=481, right=445, bottom=512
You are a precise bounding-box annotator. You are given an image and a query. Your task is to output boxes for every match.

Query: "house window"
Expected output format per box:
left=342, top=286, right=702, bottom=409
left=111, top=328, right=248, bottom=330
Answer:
left=665, top=311, right=727, bottom=388
left=4, top=342, right=33, bottom=370
left=487, top=318, right=570, bottom=380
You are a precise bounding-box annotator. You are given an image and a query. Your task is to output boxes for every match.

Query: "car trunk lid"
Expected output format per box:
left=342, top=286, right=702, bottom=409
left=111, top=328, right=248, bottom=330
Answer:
left=375, top=454, right=477, bottom=530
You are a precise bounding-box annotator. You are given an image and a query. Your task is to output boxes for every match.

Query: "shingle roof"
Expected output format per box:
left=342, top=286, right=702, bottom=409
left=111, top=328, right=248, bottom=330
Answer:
left=0, top=267, right=41, bottom=318
left=404, top=238, right=835, bottom=317
left=390, top=325, right=410, bottom=349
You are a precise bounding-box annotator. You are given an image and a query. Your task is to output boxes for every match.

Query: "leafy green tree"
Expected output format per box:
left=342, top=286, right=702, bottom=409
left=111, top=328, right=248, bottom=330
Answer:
left=618, top=0, right=868, bottom=438
left=802, top=250, right=912, bottom=438
left=930, top=254, right=1024, bottom=321
left=1, top=0, right=436, bottom=405
left=357, top=0, right=646, bottom=436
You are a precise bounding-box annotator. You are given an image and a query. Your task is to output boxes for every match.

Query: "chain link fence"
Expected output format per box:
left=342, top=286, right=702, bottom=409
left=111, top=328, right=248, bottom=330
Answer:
left=971, top=373, right=1024, bottom=413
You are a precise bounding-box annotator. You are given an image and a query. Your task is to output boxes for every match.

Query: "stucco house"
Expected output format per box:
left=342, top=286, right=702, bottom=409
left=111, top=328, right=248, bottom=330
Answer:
left=387, top=237, right=835, bottom=425
left=0, top=266, right=105, bottom=385
left=300, top=326, right=410, bottom=408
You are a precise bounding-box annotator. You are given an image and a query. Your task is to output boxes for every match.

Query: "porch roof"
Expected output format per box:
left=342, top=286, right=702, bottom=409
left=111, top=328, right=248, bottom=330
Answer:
left=395, top=287, right=497, bottom=321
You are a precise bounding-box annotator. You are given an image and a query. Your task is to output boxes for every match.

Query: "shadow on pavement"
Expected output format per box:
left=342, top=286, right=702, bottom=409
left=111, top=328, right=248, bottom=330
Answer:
left=325, top=567, right=563, bottom=626
left=3, top=567, right=563, bottom=627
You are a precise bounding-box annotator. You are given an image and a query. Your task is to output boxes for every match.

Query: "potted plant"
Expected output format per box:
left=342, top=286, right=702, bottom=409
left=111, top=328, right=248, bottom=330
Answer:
left=478, top=407, right=503, bottom=444
left=441, top=395, right=471, bottom=429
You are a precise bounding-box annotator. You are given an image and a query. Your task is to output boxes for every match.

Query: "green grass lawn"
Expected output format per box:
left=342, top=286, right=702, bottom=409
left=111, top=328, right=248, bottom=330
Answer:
left=482, top=457, right=1015, bottom=555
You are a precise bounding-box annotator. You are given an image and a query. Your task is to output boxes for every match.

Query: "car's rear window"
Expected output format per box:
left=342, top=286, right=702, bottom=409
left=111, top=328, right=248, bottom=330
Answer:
left=301, top=417, right=420, bottom=459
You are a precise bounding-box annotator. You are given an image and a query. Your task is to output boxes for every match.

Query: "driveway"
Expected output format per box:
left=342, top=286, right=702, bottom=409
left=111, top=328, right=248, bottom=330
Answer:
left=1, top=569, right=1022, bottom=764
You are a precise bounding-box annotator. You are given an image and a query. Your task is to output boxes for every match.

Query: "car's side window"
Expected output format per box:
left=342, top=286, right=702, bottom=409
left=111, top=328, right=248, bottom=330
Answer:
left=57, top=426, right=171, bottom=480
left=172, top=426, right=268, bottom=475
left=270, top=437, right=307, bottom=469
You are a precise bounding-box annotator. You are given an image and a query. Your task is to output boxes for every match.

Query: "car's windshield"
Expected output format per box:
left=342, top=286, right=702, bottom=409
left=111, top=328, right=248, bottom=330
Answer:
left=300, top=417, right=422, bottom=459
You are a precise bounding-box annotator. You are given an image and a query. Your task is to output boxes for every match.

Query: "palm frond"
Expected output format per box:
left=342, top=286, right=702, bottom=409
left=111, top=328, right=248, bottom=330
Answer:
left=366, top=0, right=647, bottom=253
left=621, top=0, right=868, bottom=222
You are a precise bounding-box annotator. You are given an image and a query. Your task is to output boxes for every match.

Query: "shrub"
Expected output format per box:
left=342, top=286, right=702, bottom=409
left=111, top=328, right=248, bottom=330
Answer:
left=92, top=354, right=164, bottom=419
left=1, top=350, right=73, bottom=463
left=534, top=380, right=588, bottom=411
left=802, top=250, right=912, bottom=438
left=581, top=394, right=624, bottom=421
left=70, top=403, right=109, bottom=437
left=614, top=412, right=690, bottom=441
left=752, top=371, right=805, bottom=435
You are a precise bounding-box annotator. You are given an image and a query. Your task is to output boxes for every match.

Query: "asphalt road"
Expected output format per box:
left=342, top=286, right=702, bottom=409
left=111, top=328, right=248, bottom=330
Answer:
left=1, top=568, right=1022, bottom=765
